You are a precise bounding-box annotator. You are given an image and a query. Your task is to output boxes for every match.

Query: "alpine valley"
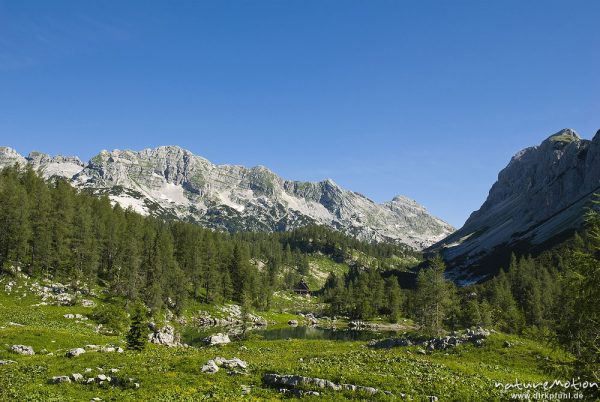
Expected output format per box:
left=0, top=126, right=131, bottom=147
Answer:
left=0, top=128, right=599, bottom=402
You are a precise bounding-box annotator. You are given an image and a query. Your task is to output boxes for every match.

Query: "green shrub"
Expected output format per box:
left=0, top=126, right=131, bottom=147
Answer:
left=91, top=303, right=129, bottom=334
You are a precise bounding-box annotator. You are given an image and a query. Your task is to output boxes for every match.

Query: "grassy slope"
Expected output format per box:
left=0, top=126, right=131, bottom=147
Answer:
left=0, top=275, right=574, bottom=401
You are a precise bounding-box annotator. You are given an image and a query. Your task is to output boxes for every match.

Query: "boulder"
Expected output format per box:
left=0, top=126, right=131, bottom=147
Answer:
left=148, top=324, right=180, bottom=347
left=66, top=348, right=86, bottom=358
left=49, top=376, right=71, bottom=384
left=201, top=360, right=219, bottom=374
left=11, top=345, right=34, bottom=355
left=203, top=333, right=231, bottom=346
left=287, top=320, right=298, bottom=326
left=70, top=373, right=84, bottom=382
left=214, top=357, right=248, bottom=370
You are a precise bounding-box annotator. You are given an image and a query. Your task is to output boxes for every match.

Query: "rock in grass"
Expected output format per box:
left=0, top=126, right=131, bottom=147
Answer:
left=203, top=333, right=230, bottom=346
left=201, top=360, right=219, bottom=373
left=202, top=357, right=248, bottom=373
left=10, top=345, right=34, bottom=355
left=70, top=373, right=84, bottom=382
left=214, top=357, right=248, bottom=370
left=96, top=374, right=108, bottom=382
left=280, top=388, right=320, bottom=397
left=0, top=360, right=17, bottom=365
left=287, top=320, right=298, bottom=326
left=49, top=376, right=71, bottom=384
left=263, top=374, right=383, bottom=395
left=81, top=299, right=95, bottom=307
left=148, top=324, right=181, bottom=347
left=66, top=348, right=86, bottom=357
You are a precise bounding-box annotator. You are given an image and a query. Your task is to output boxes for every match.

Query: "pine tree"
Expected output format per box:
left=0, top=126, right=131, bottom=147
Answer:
left=384, top=276, right=403, bottom=323
left=126, top=302, right=149, bottom=351
left=25, top=169, right=52, bottom=276
left=462, top=299, right=481, bottom=328
left=414, top=255, right=452, bottom=336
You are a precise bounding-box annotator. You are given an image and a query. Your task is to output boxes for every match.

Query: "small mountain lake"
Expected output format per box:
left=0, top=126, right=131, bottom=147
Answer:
left=183, top=325, right=403, bottom=346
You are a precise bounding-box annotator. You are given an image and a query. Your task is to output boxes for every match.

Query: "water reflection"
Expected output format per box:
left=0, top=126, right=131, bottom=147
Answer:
left=183, top=325, right=402, bottom=346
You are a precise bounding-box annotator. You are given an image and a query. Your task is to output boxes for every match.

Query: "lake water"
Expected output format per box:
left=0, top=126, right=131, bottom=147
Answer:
left=183, top=325, right=402, bottom=346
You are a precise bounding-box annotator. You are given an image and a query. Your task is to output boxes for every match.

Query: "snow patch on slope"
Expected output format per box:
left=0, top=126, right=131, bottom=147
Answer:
left=109, top=195, right=149, bottom=215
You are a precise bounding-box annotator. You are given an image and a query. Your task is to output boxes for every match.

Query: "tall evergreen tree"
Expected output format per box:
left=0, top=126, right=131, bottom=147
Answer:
left=414, top=255, right=453, bottom=336
left=126, top=302, right=149, bottom=351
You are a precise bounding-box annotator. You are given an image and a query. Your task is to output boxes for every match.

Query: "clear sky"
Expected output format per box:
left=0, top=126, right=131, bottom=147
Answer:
left=1, top=1, right=598, bottom=227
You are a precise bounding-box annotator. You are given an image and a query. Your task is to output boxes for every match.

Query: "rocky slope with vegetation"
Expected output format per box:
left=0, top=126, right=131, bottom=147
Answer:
left=431, top=128, right=600, bottom=282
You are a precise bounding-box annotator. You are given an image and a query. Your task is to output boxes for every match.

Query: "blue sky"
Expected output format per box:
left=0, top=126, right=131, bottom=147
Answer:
left=1, top=1, right=598, bottom=227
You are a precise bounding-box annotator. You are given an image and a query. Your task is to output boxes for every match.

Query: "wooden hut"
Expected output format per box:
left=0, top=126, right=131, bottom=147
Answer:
left=293, top=279, right=311, bottom=296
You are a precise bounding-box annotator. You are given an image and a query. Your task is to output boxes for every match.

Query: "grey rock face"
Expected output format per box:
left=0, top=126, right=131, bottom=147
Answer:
left=148, top=324, right=180, bottom=347
left=0, top=145, right=453, bottom=249
left=0, top=147, right=26, bottom=166
left=432, top=128, right=600, bottom=283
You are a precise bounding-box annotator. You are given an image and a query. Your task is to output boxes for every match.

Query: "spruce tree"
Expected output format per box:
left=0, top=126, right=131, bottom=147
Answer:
left=414, top=255, right=451, bottom=336
left=126, top=302, right=149, bottom=351
left=384, top=276, right=403, bottom=323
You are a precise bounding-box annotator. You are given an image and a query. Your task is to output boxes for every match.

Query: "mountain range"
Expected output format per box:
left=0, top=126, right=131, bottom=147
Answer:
left=3, top=126, right=597, bottom=282
left=0, top=145, right=454, bottom=250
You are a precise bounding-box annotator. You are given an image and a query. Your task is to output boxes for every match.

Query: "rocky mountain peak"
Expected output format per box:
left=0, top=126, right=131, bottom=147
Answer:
left=0, top=147, right=26, bottom=166
left=26, top=152, right=83, bottom=167
left=544, top=128, right=580, bottom=144
left=390, top=195, right=419, bottom=206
